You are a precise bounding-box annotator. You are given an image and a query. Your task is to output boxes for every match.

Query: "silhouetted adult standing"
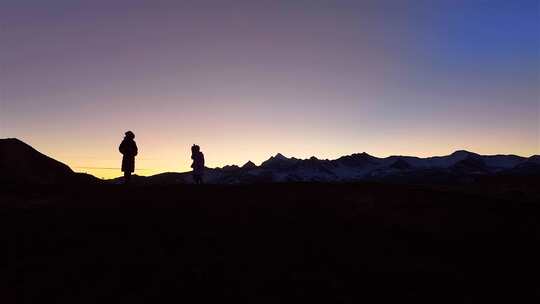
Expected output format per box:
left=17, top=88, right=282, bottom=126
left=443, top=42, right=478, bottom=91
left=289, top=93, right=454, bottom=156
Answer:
left=119, top=131, right=138, bottom=183
left=191, top=144, right=205, bottom=184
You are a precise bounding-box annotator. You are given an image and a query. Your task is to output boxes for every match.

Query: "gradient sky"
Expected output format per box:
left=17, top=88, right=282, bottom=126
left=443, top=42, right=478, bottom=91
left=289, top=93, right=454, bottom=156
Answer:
left=1, top=0, right=539, bottom=178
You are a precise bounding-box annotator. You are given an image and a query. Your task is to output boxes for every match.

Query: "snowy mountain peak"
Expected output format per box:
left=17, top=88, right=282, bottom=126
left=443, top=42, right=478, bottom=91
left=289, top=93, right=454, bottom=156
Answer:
left=260, top=152, right=299, bottom=169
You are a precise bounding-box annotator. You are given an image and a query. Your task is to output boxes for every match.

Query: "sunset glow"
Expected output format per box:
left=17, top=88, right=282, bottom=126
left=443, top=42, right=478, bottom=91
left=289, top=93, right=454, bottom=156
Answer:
left=1, top=0, right=538, bottom=179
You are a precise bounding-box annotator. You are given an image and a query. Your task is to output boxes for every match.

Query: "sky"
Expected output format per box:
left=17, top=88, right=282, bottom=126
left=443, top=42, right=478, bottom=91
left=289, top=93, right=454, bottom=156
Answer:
left=1, top=0, right=539, bottom=178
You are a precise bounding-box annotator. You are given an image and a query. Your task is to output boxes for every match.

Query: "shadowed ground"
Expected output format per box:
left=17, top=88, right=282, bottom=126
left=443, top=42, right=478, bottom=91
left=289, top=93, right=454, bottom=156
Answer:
left=2, top=182, right=539, bottom=303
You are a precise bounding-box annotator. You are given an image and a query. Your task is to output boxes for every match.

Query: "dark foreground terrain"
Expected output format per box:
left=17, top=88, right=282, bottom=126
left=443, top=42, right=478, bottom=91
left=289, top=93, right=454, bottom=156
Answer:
left=2, top=180, right=539, bottom=303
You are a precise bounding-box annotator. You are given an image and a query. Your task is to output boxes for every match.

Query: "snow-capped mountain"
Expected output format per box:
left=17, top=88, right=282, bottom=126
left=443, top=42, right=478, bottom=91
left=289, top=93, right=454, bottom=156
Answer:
left=1, top=138, right=537, bottom=185
left=196, top=150, right=539, bottom=184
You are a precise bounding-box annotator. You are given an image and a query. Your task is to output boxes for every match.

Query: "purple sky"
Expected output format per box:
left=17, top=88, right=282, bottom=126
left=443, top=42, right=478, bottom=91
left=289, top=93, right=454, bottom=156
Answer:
left=1, top=0, right=539, bottom=178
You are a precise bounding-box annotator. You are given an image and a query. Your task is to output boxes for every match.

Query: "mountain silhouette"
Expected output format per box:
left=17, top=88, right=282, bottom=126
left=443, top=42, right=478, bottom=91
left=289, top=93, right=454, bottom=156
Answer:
left=0, top=138, right=99, bottom=184
left=260, top=153, right=300, bottom=170
left=2, top=138, right=539, bottom=185
left=202, top=150, right=539, bottom=184
left=242, top=161, right=257, bottom=169
left=335, top=152, right=379, bottom=168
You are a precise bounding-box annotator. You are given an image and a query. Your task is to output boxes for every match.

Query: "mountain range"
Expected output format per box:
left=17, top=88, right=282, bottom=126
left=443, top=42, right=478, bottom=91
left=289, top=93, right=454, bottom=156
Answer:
left=1, top=138, right=539, bottom=184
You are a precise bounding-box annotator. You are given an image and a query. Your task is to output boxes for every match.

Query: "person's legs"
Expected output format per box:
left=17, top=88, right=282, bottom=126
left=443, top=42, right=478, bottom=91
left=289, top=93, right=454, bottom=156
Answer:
left=124, top=172, right=131, bottom=184
left=193, top=174, right=203, bottom=184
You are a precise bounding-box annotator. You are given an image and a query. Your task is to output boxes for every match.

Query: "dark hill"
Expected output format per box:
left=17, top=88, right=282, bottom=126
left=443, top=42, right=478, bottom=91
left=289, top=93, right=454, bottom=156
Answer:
left=0, top=138, right=99, bottom=184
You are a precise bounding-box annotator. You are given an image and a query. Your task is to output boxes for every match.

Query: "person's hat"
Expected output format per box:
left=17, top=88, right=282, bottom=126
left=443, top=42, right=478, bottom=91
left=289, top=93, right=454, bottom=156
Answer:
left=125, top=131, right=135, bottom=138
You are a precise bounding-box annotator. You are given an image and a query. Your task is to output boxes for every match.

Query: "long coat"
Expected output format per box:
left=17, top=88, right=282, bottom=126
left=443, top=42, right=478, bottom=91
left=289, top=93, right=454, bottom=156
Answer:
left=119, top=139, right=138, bottom=173
left=191, top=151, right=205, bottom=176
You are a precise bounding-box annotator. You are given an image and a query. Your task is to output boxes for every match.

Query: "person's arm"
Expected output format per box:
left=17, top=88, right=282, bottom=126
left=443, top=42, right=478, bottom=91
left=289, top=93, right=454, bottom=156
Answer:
left=119, top=141, right=125, bottom=154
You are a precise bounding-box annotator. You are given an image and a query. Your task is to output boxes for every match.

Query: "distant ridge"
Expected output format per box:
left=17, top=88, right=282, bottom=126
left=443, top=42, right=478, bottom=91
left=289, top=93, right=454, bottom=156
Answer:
left=204, top=150, right=539, bottom=184
left=132, top=150, right=539, bottom=185
left=1, top=138, right=538, bottom=184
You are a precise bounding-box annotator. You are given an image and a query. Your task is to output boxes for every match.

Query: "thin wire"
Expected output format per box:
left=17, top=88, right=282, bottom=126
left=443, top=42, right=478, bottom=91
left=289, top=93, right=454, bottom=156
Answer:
left=73, top=167, right=155, bottom=171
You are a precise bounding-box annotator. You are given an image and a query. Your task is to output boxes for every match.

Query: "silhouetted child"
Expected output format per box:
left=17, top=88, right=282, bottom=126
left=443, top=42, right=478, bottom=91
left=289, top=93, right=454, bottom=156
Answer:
left=191, top=144, right=205, bottom=184
left=119, top=131, right=138, bottom=183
